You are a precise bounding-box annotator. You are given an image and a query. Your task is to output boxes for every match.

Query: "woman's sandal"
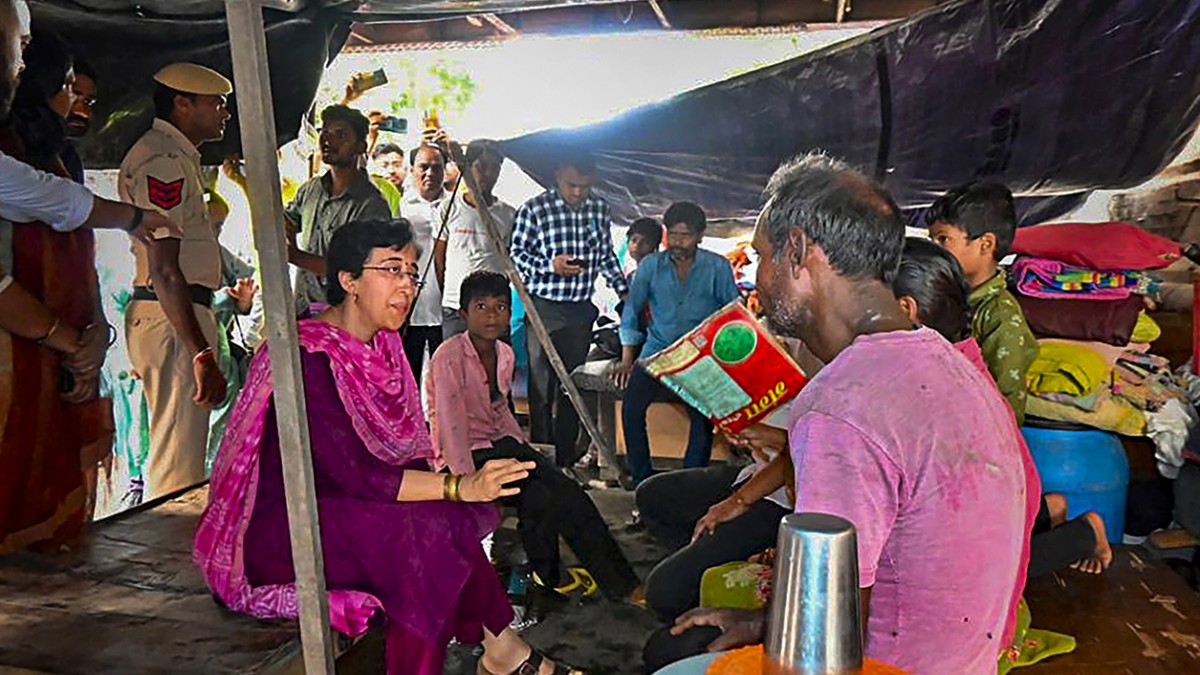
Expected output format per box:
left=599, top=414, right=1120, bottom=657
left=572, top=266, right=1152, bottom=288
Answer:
left=477, top=647, right=585, bottom=675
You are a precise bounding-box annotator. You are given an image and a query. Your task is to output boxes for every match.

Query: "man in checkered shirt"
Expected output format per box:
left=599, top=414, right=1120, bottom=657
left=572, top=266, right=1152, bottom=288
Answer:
left=511, top=153, right=628, bottom=468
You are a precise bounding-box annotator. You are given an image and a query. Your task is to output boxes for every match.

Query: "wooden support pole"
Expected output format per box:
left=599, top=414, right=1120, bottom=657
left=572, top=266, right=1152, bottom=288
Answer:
left=482, top=12, right=518, bottom=35
left=447, top=146, right=617, bottom=466
left=224, top=1, right=335, bottom=673
left=647, top=0, right=672, bottom=29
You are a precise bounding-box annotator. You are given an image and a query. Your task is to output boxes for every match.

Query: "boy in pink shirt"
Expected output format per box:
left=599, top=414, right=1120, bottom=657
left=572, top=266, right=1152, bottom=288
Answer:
left=427, top=271, right=643, bottom=603
left=670, top=156, right=1029, bottom=675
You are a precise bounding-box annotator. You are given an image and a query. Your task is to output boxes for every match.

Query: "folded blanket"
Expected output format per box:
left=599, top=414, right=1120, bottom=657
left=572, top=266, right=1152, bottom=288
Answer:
left=1027, top=342, right=1109, bottom=396
left=1038, top=339, right=1149, bottom=366
left=1011, top=258, right=1143, bottom=301
left=1016, top=294, right=1144, bottom=346
left=1027, top=390, right=1147, bottom=436
left=1111, top=351, right=1186, bottom=412
left=1037, top=390, right=1101, bottom=412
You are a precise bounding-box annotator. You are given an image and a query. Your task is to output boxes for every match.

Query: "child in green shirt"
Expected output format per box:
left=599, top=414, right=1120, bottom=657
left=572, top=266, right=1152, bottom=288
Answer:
left=927, top=182, right=1037, bottom=424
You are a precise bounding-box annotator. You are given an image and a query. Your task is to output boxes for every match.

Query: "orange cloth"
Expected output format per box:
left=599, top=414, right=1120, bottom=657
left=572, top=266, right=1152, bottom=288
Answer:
left=707, top=645, right=911, bottom=675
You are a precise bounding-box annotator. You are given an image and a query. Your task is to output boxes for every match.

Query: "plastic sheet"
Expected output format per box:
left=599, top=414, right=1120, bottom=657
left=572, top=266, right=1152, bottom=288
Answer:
left=500, top=0, right=1200, bottom=224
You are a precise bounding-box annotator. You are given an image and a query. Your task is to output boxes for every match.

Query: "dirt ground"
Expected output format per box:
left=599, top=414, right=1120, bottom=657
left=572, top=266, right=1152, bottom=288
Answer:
left=333, top=483, right=675, bottom=675
left=446, top=487, right=670, bottom=675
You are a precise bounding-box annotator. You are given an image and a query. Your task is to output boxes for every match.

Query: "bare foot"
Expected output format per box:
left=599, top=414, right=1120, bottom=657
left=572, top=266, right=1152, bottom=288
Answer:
left=1069, top=511, right=1113, bottom=575
left=1045, top=493, right=1068, bottom=528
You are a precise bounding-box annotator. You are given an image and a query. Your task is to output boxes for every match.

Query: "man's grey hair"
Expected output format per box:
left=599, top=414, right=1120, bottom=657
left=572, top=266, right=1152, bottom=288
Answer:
left=759, top=152, right=905, bottom=283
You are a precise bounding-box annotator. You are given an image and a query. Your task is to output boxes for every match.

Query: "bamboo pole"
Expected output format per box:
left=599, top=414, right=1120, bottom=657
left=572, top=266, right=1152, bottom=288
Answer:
left=224, top=1, right=334, bottom=672
left=446, top=144, right=616, bottom=465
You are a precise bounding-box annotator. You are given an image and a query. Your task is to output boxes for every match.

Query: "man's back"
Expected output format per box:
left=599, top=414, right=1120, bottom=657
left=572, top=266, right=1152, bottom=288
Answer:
left=789, top=328, right=1027, bottom=675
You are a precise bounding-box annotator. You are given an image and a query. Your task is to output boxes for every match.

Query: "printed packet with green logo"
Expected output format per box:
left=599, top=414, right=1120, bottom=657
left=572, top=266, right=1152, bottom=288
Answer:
left=640, top=301, right=808, bottom=433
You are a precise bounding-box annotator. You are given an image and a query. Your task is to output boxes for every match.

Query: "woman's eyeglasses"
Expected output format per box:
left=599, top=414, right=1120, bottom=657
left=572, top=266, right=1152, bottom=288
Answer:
left=362, top=265, right=425, bottom=289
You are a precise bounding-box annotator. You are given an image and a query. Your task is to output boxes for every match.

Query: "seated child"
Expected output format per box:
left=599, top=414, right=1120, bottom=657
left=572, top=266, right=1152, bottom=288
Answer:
left=427, top=271, right=644, bottom=603
left=926, top=182, right=1038, bottom=424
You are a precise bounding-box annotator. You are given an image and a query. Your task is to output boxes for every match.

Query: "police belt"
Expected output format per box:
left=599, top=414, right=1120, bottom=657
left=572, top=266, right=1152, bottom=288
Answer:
left=132, top=285, right=215, bottom=308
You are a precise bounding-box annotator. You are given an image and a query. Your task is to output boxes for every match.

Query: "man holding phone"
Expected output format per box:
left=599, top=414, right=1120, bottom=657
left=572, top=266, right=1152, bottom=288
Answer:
left=510, top=153, right=628, bottom=468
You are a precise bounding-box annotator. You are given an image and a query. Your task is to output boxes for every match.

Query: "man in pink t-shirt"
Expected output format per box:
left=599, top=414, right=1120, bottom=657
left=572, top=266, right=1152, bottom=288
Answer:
left=668, top=155, right=1028, bottom=675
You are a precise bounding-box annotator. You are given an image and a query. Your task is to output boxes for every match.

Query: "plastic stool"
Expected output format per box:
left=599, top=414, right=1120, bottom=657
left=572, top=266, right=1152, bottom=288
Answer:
left=1022, top=423, right=1129, bottom=542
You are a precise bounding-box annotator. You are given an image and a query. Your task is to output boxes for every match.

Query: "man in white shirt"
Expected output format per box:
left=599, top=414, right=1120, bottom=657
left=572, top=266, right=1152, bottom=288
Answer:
left=398, top=143, right=448, bottom=382
left=433, top=139, right=516, bottom=340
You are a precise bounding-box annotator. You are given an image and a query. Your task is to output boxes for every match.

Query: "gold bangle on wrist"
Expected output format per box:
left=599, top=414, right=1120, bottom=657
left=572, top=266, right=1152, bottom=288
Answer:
left=36, top=318, right=61, bottom=346
left=442, top=473, right=453, bottom=501
left=448, top=474, right=464, bottom=502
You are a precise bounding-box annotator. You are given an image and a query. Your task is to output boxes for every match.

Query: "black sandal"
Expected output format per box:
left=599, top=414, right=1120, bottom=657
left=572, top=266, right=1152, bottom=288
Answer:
left=477, top=647, right=584, bottom=675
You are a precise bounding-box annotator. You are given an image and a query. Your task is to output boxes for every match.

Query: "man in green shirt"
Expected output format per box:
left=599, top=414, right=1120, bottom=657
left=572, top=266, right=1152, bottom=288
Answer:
left=927, top=181, right=1037, bottom=424
left=285, top=105, right=391, bottom=314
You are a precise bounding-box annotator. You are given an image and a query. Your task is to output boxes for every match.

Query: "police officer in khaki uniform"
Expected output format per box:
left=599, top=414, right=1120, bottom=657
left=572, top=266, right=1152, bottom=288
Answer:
left=120, top=63, right=230, bottom=500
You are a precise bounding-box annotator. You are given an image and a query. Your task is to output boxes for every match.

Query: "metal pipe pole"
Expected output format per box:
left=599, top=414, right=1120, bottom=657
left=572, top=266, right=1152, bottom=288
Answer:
left=765, top=513, right=863, bottom=675
left=446, top=145, right=617, bottom=464
left=224, top=1, right=334, bottom=672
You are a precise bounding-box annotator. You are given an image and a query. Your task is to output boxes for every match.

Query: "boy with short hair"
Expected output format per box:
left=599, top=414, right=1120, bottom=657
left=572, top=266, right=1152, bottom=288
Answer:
left=625, top=217, right=663, bottom=279
left=926, top=181, right=1037, bottom=424
left=427, top=271, right=643, bottom=603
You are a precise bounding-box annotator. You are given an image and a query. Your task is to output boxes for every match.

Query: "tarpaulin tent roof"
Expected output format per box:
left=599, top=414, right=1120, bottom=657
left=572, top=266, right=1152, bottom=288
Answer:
left=498, top=0, right=1200, bottom=224
left=30, top=0, right=626, bottom=168
left=30, top=1, right=347, bottom=168
left=44, top=0, right=622, bottom=16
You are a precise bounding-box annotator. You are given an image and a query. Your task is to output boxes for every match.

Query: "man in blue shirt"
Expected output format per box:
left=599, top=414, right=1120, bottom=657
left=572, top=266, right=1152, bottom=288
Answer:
left=612, top=202, right=739, bottom=484
left=510, top=153, right=629, bottom=467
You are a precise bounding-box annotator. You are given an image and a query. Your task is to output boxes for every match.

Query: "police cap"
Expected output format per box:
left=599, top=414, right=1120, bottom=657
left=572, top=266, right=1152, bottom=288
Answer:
left=153, top=63, right=233, bottom=96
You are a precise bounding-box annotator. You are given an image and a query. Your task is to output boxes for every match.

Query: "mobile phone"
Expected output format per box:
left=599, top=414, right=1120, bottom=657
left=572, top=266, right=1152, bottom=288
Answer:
left=423, top=108, right=441, bottom=132
left=377, top=115, right=408, bottom=134
left=568, top=257, right=588, bottom=268
left=352, top=68, right=388, bottom=95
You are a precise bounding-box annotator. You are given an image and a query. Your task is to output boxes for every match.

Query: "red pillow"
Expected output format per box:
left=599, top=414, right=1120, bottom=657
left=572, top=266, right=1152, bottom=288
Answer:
left=1011, top=222, right=1180, bottom=270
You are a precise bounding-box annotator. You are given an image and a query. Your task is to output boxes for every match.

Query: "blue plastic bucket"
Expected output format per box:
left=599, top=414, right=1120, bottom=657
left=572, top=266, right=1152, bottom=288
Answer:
left=1022, top=425, right=1129, bottom=542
